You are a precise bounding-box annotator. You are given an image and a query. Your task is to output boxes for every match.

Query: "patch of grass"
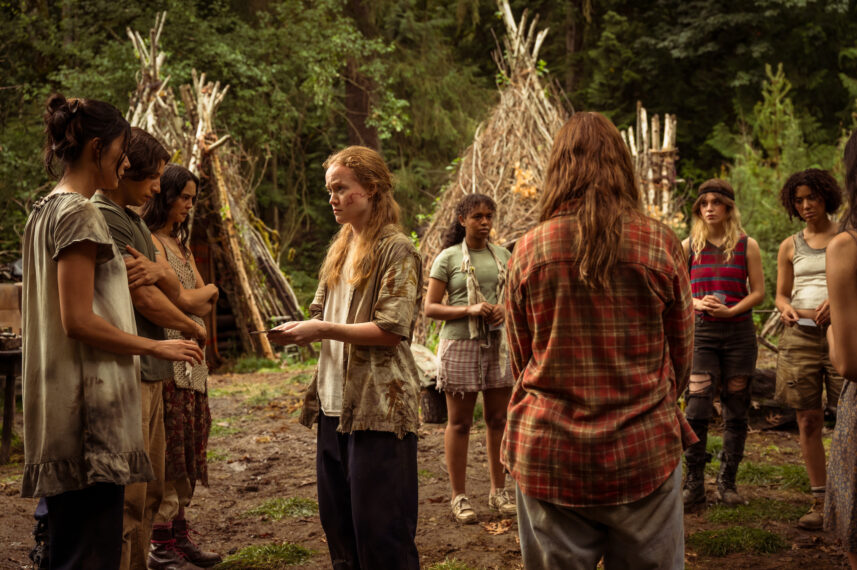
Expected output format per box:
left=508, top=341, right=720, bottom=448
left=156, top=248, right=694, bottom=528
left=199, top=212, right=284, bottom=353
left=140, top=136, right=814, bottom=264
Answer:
left=246, top=497, right=319, bottom=521
left=206, top=448, right=228, bottom=462
left=706, top=435, right=723, bottom=457
left=246, top=386, right=289, bottom=407
left=209, top=385, right=249, bottom=398
left=737, top=461, right=810, bottom=492
left=0, top=472, right=21, bottom=485
left=707, top=499, right=807, bottom=523
left=285, top=371, right=313, bottom=385
left=209, top=422, right=241, bottom=438
left=704, top=459, right=810, bottom=492
left=427, top=558, right=479, bottom=570
left=418, top=469, right=436, bottom=483
left=232, top=355, right=281, bottom=374
left=687, top=526, right=787, bottom=556
left=217, top=542, right=314, bottom=568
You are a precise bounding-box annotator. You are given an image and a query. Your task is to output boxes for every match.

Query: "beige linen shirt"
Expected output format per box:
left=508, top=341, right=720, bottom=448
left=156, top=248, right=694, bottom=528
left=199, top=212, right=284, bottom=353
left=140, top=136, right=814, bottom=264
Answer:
left=299, top=227, right=422, bottom=438
left=21, top=193, right=153, bottom=497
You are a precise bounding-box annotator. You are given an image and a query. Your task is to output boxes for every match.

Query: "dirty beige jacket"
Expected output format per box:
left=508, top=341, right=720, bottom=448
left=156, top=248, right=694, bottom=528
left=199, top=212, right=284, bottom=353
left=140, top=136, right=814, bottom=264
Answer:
left=299, top=227, right=422, bottom=438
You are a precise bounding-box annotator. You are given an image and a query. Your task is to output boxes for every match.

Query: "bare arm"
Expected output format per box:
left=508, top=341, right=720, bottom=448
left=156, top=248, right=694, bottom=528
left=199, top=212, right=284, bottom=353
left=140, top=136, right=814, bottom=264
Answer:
left=775, top=237, right=799, bottom=326
left=423, top=276, right=492, bottom=320
left=827, top=233, right=857, bottom=378
left=57, top=242, right=203, bottom=363
left=130, top=284, right=206, bottom=342
left=123, top=243, right=181, bottom=301
left=151, top=236, right=217, bottom=318
left=267, top=320, right=400, bottom=347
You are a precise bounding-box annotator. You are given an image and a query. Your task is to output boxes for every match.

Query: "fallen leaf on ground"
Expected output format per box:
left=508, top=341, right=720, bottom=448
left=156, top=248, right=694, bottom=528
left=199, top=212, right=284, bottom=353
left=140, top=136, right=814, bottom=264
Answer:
left=483, top=519, right=513, bottom=535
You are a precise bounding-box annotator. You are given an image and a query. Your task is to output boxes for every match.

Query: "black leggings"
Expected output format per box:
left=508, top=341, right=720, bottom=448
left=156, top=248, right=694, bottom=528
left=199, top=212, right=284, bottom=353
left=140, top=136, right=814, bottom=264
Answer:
left=45, top=483, right=124, bottom=570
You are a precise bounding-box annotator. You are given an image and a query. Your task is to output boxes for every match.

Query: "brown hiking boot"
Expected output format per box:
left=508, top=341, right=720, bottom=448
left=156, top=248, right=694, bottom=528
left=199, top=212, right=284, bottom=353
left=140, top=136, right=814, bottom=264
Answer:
left=172, top=518, right=222, bottom=568
left=798, top=497, right=824, bottom=530
left=148, top=523, right=203, bottom=570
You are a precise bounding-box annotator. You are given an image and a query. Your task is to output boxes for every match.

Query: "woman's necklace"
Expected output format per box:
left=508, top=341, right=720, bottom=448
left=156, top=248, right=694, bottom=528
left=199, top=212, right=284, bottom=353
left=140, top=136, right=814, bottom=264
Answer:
left=155, top=231, right=183, bottom=258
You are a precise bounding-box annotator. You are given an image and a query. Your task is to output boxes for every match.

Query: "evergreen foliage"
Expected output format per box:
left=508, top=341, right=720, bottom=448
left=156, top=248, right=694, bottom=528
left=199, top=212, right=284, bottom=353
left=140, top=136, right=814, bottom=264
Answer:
left=2, top=0, right=857, bottom=303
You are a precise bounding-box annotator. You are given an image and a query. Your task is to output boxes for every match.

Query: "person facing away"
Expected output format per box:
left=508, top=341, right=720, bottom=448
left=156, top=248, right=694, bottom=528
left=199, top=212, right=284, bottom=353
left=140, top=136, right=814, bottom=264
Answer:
left=21, top=94, right=201, bottom=570
left=267, top=145, right=422, bottom=569
left=91, top=127, right=207, bottom=570
left=824, top=128, right=857, bottom=570
left=424, top=193, right=516, bottom=524
left=774, top=168, right=844, bottom=530
left=503, top=111, right=695, bottom=570
left=142, top=163, right=222, bottom=567
left=681, top=179, right=765, bottom=509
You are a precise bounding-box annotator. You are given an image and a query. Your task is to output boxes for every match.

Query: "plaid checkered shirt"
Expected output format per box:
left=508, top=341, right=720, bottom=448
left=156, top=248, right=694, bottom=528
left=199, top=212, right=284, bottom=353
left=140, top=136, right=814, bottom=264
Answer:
left=503, top=210, right=696, bottom=507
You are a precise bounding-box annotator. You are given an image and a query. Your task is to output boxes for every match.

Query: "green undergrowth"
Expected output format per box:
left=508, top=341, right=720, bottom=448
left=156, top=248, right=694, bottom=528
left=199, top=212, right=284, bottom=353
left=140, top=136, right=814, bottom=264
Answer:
left=706, top=435, right=723, bottom=457
left=216, top=542, right=314, bottom=568
left=206, top=449, right=228, bottom=462
left=687, top=526, right=787, bottom=556
left=704, top=460, right=810, bottom=492
left=706, top=499, right=807, bottom=523
left=232, top=355, right=282, bottom=374
left=209, top=421, right=242, bottom=438
left=246, top=497, right=319, bottom=520
left=426, top=558, right=479, bottom=570
left=418, top=469, right=436, bottom=483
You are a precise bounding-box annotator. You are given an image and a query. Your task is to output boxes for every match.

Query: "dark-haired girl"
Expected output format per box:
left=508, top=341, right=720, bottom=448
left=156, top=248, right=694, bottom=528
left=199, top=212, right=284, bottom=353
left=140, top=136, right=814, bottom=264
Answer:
left=22, top=94, right=202, bottom=568
left=143, top=164, right=221, bottom=567
left=424, top=194, right=515, bottom=524
left=774, top=168, right=843, bottom=530
left=825, top=128, right=857, bottom=569
left=682, top=179, right=764, bottom=507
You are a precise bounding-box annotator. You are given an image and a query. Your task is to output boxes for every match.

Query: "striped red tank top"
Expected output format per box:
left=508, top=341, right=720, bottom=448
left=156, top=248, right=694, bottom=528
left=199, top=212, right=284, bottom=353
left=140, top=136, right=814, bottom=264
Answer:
left=689, top=235, right=751, bottom=322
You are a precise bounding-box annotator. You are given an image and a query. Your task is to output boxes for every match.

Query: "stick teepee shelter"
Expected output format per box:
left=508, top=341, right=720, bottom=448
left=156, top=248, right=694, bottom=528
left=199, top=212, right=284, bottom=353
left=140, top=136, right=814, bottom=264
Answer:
left=126, top=13, right=303, bottom=359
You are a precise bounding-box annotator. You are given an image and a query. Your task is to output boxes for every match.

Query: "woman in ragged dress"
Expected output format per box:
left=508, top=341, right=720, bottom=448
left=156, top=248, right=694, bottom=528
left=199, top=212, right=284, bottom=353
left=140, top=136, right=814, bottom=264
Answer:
left=142, top=164, right=221, bottom=567
left=825, top=128, right=857, bottom=569
left=22, top=94, right=202, bottom=569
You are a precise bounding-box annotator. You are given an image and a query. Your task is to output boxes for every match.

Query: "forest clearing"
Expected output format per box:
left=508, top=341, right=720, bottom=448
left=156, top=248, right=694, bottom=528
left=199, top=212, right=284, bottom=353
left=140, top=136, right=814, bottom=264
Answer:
left=0, top=353, right=849, bottom=569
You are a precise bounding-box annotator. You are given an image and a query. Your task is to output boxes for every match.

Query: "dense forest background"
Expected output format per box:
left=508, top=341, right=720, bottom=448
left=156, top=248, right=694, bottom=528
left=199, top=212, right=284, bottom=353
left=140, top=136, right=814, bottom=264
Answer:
left=3, top=0, right=857, bottom=307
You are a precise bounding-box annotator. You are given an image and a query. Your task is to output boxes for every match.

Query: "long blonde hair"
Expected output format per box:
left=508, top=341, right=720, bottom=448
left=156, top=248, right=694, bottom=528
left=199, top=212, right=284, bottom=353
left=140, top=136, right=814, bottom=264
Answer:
left=539, top=112, right=641, bottom=289
left=689, top=179, right=746, bottom=262
left=318, top=146, right=402, bottom=290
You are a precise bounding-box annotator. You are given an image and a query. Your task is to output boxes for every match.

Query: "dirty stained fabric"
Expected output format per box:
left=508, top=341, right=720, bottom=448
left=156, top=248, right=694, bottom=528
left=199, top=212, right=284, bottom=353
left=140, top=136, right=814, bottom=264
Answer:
left=21, top=192, right=153, bottom=497
left=299, top=226, right=423, bottom=438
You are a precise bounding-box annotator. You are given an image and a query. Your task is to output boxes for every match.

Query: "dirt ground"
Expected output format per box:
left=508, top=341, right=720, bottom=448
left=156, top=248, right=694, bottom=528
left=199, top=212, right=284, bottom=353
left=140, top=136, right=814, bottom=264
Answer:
left=0, top=359, right=851, bottom=569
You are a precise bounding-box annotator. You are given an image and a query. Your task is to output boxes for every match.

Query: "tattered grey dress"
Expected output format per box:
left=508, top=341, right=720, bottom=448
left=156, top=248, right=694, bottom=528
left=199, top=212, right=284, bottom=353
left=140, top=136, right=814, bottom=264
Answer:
left=21, top=192, right=154, bottom=497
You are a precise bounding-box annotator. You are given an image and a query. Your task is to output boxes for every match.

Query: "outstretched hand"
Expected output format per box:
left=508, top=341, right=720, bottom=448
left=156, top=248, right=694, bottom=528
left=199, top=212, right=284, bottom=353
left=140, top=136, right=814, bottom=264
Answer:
left=268, top=320, right=325, bottom=346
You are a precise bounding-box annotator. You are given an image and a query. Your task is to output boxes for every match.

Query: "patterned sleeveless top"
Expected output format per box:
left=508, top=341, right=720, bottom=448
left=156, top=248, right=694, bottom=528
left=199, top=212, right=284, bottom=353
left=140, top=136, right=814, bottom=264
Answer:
left=689, top=234, right=751, bottom=322
left=162, top=243, right=209, bottom=392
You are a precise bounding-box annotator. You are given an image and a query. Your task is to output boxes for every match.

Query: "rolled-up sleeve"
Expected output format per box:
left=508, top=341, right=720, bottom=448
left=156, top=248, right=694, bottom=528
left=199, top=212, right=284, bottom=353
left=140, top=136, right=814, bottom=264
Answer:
left=372, top=251, right=420, bottom=339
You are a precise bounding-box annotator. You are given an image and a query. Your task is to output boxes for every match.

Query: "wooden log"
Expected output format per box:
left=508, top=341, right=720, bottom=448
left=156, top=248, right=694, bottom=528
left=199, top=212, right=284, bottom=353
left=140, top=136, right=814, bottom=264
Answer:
left=210, top=152, right=275, bottom=359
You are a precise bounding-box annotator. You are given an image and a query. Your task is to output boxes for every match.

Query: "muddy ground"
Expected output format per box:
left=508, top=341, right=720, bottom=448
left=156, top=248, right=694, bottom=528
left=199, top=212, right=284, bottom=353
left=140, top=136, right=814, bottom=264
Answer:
left=0, top=358, right=851, bottom=569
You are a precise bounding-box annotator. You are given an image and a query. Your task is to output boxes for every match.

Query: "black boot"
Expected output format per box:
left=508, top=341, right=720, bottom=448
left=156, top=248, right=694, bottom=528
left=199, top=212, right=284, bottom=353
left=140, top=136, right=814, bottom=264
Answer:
left=28, top=518, right=50, bottom=570
left=173, top=518, right=222, bottom=568
left=148, top=523, right=202, bottom=570
left=716, top=451, right=746, bottom=505
left=683, top=418, right=711, bottom=506
left=719, top=387, right=749, bottom=506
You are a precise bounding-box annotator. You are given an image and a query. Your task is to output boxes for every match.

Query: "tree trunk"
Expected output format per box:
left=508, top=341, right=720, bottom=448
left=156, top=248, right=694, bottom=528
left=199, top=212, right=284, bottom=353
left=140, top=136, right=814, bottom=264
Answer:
left=344, top=0, right=379, bottom=149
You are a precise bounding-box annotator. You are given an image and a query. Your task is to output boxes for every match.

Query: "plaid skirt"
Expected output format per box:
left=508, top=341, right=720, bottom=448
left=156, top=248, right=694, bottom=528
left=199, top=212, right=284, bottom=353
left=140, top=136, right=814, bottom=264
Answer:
left=437, top=334, right=513, bottom=395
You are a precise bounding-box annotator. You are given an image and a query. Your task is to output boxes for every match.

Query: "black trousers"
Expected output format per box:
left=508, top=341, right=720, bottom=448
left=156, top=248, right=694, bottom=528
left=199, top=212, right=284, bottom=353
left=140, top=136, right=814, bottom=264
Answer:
left=316, top=413, right=420, bottom=570
left=45, top=483, right=124, bottom=570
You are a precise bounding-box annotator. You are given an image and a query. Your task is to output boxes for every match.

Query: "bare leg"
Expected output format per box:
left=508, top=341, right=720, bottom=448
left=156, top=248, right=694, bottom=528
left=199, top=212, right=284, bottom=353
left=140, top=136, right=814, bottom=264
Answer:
left=795, top=408, right=827, bottom=487
left=444, top=392, right=478, bottom=497
left=482, top=387, right=513, bottom=491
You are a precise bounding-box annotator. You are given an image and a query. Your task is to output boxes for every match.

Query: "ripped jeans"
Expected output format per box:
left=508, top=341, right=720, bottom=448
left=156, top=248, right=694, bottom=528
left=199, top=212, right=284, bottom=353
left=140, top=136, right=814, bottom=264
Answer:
left=685, top=317, right=757, bottom=469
